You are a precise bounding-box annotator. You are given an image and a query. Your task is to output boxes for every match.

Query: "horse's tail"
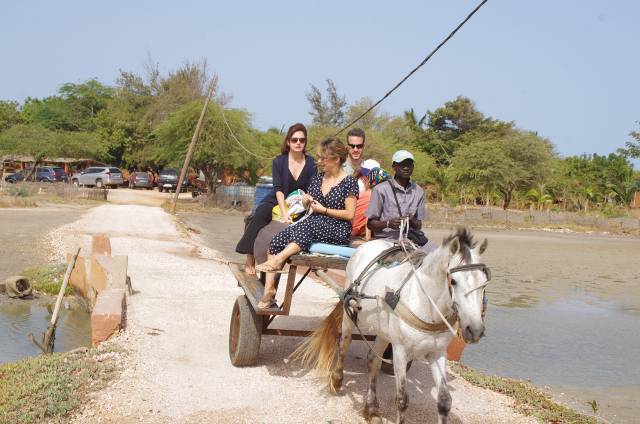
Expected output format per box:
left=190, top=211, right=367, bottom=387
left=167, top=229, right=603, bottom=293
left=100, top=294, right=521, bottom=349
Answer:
left=292, top=301, right=343, bottom=377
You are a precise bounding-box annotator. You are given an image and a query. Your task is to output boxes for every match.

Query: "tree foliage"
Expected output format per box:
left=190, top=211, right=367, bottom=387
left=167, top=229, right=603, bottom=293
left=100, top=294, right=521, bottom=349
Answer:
left=306, top=79, right=347, bottom=127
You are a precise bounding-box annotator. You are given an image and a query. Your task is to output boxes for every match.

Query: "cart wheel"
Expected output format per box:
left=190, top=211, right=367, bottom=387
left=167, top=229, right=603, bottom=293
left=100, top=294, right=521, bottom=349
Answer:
left=380, top=343, right=413, bottom=375
left=229, top=295, right=263, bottom=366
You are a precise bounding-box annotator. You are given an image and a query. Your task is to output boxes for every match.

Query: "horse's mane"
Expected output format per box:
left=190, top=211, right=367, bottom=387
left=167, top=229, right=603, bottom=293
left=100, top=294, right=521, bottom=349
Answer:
left=442, top=227, right=476, bottom=262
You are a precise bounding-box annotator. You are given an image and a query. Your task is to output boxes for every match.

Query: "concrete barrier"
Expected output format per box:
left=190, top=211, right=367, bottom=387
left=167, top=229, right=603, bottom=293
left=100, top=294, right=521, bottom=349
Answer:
left=66, top=234, right=129, bottom=346
left=91, top=288, right=126, bottom=346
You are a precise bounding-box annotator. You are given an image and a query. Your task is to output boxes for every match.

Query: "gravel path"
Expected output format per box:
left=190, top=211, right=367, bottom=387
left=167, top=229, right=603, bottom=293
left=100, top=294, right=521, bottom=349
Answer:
left=50, top=204, right=535, bottom=423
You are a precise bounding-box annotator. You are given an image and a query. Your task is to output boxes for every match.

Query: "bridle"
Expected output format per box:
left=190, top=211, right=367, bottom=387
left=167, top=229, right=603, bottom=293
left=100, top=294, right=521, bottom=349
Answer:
left=447, top=262, right=491, bottom=317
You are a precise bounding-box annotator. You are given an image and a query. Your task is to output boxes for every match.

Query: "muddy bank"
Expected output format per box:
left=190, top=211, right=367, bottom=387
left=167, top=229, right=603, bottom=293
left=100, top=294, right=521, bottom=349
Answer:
left=0, top=206, right=92, bottom=365
left=180, top=211, right=640, bottom=423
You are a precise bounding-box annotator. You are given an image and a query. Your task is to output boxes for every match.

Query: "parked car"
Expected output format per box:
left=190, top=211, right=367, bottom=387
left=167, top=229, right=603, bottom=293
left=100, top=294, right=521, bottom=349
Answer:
left=157, top=169, right=189, bottom=193
left=129, top=171, right=153, bottom=190
left=4, top=169, right=27, bottom=183
left=71, top=166, right=124, bottom=188
left=36, top=166, right=68, bottom=183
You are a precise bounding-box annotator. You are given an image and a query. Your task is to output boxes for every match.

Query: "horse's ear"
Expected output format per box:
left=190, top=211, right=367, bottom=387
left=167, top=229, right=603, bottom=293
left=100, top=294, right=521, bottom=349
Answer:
left=478, top=238, right=488, bottom=255
left=448, top=237, right=460, bottom=256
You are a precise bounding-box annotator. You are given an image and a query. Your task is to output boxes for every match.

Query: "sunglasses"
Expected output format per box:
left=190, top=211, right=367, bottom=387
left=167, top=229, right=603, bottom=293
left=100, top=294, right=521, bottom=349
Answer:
left=347, top=143, right=364, bottom=150
left=290, top=137, right=307, bottom=144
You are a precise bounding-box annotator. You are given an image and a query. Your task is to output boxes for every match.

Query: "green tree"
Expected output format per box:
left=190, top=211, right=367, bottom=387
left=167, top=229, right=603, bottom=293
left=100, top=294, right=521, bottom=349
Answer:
left=306, top=79, right=347, bottom=127
left=617, top=123, right=640, bottom=159
left=0, top=124, right=106, bottom=179
left=152, top=101, right=267, bottom=191
left=0, top=100, right=23, bottom=132
left=451, top=129, right=554, bottom=209
left=404, top=96, right=492, bottom=166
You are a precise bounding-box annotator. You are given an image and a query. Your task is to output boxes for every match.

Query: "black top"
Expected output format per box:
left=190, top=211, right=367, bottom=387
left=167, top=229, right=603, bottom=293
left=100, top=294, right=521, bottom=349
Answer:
left=262, top=154, right=316, bottom=206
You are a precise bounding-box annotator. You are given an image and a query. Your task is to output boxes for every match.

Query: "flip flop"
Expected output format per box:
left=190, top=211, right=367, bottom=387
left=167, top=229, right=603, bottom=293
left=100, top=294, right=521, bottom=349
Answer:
left=255, top=263, right=286, bottom=273
left=257, top=298, right=278, bottom=310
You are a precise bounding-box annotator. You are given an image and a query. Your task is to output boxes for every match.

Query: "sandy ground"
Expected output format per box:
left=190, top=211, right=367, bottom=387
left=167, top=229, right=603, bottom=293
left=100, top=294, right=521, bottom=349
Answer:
left=47, top=202, right=536, bottom=424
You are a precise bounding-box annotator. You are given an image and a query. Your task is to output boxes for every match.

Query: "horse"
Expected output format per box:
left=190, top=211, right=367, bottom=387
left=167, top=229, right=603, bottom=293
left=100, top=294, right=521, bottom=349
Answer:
left=295, top=227, right=489, bottom=424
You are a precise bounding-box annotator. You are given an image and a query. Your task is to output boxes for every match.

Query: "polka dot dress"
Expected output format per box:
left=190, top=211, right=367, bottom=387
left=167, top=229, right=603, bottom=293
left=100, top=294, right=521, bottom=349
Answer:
left=269, top=173, right=359, bottom=254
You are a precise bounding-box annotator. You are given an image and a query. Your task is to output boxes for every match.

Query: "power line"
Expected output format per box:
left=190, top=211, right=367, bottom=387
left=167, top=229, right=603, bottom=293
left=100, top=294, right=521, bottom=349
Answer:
left=219, top=105, right=274, bottom=161
left=335, top=0, right=489, bottom=136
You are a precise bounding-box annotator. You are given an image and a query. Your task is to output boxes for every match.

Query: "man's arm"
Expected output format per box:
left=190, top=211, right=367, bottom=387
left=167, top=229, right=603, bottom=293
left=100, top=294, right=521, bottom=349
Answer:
left=365, top=187, right=402, bottom=231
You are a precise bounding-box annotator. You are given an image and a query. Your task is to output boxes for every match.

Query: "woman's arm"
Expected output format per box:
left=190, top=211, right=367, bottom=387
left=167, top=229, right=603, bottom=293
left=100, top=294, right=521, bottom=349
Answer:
left=311, top=195, right=356, bottom=221
left=271, top=156, right=288, bottom=221
left=276, top=191, right=287, bottom=221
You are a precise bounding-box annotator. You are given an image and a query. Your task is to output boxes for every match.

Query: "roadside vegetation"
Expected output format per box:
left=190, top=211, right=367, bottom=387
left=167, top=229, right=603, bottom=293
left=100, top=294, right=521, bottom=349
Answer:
left=21, top=264, right=71, bottom=296
left=0, top=345, right=123, bottom=424
left=450, top=362, right=597, bottom=423
left=0, top=59, right=638, bottom=215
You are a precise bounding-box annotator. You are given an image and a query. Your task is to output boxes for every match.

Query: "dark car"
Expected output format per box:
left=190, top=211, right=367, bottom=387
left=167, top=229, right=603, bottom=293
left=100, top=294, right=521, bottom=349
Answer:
left=37, top=166, right=68, bottom=182
left=157, top=169, right=189, bottom=193
left=4, top=169, right=27, bottom=183
left=129, top=171, right=153, bottom=190
left=5, top=167, right=68, bottom=183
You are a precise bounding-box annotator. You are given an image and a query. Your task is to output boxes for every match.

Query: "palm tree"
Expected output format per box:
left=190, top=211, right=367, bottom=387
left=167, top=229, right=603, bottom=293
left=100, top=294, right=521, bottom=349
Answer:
left=526, top=187, right=552, bottom=211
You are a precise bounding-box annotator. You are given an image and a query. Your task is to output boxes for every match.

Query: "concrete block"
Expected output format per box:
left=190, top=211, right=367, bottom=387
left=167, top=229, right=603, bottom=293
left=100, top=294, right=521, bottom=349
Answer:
left=92, top=234, right=112, bottom=256
left=91, top=288, right=126, bottom=347
left=95, top=255, right=128, bottom=291
left=90, top=255, right=110, bottom=294
left=68, top=254, right=88, bottom=299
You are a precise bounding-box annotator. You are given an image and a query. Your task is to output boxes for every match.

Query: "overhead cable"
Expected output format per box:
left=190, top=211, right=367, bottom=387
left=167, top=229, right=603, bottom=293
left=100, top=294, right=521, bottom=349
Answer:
left=219, top=105, right=274, bottom=160
left=335, top=0, right=489, bottom=136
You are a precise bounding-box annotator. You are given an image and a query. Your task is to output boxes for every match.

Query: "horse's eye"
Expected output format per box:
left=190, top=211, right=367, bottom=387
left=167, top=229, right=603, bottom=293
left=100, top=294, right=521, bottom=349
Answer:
left=450, top=278, right=457, bottom=286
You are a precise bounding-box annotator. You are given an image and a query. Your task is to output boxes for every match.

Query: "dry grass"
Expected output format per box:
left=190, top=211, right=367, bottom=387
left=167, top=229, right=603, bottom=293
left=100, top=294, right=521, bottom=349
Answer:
left=0, top=345, right=124, bottom=424
left=449, top=362, right=598, bottom=423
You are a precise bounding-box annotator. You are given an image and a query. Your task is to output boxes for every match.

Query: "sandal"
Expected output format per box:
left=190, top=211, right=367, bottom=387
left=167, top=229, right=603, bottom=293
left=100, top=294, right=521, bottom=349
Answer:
left=255, top=262, right=286, bottom=273
left=257, top=298, right=278, bottom=310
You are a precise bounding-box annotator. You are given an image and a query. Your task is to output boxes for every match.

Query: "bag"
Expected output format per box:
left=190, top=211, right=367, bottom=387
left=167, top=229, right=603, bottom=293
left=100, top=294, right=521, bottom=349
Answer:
left=407, top=228, right=429, bottom=246
left=272, top=189, right=307, bottom=221
left=388, top=180, right=428, bottom=246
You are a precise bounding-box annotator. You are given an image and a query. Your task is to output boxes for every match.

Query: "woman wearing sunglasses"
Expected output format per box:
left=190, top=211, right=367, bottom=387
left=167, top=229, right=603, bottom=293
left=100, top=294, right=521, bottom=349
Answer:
left=255, top=137, right=358, bottom=309
left=235, top=123, right=316, bottom=275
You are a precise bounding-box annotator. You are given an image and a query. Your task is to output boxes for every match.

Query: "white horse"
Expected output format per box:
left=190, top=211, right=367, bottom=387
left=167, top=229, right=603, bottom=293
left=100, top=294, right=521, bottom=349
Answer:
left=295, top=227, right=489, bottom=424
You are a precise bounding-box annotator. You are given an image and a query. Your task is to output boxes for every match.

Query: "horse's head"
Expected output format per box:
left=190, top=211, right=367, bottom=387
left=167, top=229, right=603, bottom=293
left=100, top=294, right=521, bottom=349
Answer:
left=443, top=228, right=490, bottom=344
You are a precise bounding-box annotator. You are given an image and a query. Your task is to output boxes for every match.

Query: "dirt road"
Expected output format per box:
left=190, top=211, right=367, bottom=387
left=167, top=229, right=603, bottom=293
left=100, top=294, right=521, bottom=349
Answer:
left=48, top=202, right=534, bottom=424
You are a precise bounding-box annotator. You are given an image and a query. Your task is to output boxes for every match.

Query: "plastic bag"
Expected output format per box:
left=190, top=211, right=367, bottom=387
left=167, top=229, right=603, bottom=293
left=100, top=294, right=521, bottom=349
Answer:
left=272, top=189, right=307, bottom=221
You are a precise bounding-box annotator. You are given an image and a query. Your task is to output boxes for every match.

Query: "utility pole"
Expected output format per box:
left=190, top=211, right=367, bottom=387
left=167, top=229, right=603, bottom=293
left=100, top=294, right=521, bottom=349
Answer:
left=171, top=77, right=217, bottom=214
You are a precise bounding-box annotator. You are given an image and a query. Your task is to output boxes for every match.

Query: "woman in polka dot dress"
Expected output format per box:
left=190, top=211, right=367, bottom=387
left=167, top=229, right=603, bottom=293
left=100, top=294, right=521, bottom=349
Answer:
left=255, top=137, right=358, bottom=309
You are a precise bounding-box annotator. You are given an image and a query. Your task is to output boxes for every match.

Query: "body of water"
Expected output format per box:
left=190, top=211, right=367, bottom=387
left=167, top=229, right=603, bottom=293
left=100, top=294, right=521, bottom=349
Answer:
left=0, top=207, right=92, bottom=365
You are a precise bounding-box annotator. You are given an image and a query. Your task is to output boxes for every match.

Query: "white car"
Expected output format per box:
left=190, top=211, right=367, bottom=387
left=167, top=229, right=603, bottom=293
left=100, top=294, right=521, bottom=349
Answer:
left=72, top=167, right=124, bottom=188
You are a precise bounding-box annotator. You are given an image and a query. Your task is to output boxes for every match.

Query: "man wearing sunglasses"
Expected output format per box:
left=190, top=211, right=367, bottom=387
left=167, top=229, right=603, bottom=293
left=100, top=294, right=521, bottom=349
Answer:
left=342, top=128, right=366, bottom=176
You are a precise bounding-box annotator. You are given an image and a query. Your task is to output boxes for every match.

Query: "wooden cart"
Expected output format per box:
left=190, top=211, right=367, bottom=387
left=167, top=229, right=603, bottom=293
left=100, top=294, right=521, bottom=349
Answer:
left=228, top=253, right=374, bottom=367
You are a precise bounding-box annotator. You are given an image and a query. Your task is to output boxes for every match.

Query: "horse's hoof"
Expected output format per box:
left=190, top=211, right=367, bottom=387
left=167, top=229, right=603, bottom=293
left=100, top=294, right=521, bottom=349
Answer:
left=369, top=415, right=383, bottom=424
left=363, top=405, right=381, bottom=422
left=330, top=373, right=343, bottom=392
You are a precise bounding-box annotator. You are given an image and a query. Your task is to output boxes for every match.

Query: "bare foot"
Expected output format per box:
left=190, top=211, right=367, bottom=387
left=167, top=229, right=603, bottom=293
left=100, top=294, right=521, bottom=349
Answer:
left=245, top=265, right=256, bottom=275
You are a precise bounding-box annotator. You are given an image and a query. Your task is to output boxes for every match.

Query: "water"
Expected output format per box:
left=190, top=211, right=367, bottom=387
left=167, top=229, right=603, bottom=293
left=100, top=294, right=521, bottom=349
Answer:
left=0, top=299, right=91, bottom=365
left=0, top=207, right=92, bottom=365
left=464, top=300, right=640, bottom=422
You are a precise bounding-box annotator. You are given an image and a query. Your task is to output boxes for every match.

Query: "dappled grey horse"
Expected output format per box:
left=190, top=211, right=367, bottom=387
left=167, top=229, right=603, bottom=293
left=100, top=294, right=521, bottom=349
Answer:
left=296, top=228, right=490, bottom=424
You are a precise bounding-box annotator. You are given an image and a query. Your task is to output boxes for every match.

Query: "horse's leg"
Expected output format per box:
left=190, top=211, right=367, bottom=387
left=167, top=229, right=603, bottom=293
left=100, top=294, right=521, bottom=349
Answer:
left=392, top=344, right=409, bottom=424
left=330, top=314, right=353, bottom=393
left=427, top=352, right=451, bottom=424
left=363, top=336, right=387, bottom=424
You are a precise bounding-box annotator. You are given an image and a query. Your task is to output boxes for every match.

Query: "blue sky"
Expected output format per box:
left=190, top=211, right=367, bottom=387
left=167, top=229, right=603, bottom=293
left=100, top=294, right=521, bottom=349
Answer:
left=1, top=0, right=638, bottom=164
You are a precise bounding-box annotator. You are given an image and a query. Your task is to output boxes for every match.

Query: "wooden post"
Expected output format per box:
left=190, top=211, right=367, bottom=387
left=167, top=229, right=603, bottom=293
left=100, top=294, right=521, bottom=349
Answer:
left=29, top=247, right=81, bottom=354
left=171, top=77, right=217, bottom=214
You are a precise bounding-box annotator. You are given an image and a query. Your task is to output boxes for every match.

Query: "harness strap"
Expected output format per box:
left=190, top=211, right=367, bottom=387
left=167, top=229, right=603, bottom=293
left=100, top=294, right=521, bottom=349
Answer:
left=395, top=301, right=458, bottom=333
